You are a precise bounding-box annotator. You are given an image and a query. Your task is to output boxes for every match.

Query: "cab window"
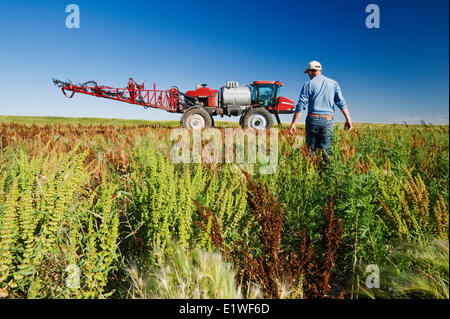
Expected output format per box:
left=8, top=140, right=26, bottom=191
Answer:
left=256, top=84, right=277, bottom=106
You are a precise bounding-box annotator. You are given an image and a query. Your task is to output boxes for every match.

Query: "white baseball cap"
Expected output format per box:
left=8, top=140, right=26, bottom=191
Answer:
left=304, top=61, right=322, bottom=73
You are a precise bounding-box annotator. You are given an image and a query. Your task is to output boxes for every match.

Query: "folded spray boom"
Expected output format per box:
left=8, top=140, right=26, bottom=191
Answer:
left=52, top=77, right=191, bottom=113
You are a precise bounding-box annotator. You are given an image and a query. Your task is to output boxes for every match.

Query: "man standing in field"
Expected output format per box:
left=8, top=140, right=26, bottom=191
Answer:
left=289, top=61, right=353, bottom=161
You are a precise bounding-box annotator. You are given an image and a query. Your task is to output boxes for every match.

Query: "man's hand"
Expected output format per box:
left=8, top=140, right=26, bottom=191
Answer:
left=289, top=123, right=296, bottom=136
left=341, top=108, right=352, bottom=132
left=289, top=112, right=301, bottom=136
left=344, top=120, right=353, bottom=132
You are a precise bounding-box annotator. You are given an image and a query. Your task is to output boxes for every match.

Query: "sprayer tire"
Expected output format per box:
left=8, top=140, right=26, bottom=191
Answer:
left=241, top=107, right=274, bottom=129
left=180, top=107, right=213, bottom=129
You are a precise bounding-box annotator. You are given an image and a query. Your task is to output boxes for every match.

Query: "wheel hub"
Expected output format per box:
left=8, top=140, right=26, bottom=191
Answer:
left=187, top=114, right=205, bottom=129
left=249, top=114, right=267, bottom=129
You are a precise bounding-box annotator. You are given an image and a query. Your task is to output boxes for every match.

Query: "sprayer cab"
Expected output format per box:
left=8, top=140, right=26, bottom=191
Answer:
left=250, top=81, right=295, bottom=114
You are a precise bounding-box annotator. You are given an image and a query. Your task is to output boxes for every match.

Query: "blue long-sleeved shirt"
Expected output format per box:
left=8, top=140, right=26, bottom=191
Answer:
left=295, top=74, right=348, bottom=114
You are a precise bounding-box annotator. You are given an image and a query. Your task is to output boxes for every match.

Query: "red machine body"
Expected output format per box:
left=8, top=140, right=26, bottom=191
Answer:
left=184, top=85, right=219, bottom=108
left=275, top=96, right=296, bottom=113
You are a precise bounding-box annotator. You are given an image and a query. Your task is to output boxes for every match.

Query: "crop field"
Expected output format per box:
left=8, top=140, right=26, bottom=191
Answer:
left=0, top=116, right=448, bottom=299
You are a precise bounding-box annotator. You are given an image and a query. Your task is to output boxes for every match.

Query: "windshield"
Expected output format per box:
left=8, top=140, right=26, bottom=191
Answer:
left=255, top=84, right=277, bottom=106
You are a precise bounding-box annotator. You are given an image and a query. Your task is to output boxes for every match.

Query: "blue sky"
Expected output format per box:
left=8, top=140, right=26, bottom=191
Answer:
left=0, top=0, right=448, bottom=124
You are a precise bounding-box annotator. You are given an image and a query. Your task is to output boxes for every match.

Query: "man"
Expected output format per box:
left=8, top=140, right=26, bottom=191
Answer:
left=289, top=61, right=352, bottom=161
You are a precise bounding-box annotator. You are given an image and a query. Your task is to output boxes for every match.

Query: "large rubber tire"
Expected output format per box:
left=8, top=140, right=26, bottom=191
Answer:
left=241, top=107, right=274, bottom=129
left=180, top=107, right=213, bottom=129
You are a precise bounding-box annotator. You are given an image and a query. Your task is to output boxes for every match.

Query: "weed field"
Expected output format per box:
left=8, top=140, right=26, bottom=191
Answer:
left=0, top=116, right=448, bottom=299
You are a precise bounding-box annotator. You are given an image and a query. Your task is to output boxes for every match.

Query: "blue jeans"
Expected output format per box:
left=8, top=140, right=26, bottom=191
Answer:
left=305, top=115, right=334, bottom=162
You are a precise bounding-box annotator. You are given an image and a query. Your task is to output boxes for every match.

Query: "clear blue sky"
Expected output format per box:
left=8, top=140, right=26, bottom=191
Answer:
left=0, top=0, right=448, bottom=124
